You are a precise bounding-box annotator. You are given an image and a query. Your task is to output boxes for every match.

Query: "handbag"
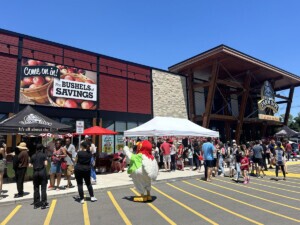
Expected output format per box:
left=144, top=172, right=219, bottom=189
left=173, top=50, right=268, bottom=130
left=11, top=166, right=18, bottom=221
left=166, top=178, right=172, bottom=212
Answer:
left=198, top=155, right=204, bottom=161
left=61, top=161, right=67, bottom=170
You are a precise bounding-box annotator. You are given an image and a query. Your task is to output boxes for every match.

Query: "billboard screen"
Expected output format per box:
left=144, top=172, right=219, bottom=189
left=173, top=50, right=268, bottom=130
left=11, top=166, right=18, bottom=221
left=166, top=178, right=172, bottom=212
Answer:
left=19, top=58, right=97, bottom=110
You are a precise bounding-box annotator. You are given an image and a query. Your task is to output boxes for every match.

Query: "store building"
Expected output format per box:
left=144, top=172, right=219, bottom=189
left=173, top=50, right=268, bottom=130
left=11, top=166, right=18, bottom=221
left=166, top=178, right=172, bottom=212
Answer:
left=0, top=28, right=299, bottom=151
left=169, top=45, right=300, bottom=143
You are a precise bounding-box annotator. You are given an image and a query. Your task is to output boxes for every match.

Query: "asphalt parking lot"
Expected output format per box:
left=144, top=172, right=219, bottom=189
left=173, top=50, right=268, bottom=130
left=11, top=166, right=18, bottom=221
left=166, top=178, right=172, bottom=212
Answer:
left=1, top=164, right=300, bottom=225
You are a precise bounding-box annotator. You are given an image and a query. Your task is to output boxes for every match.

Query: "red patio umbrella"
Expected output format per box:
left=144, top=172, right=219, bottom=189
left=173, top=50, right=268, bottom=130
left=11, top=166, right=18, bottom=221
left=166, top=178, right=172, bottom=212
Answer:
left=74, top=126, right=118, bottom=136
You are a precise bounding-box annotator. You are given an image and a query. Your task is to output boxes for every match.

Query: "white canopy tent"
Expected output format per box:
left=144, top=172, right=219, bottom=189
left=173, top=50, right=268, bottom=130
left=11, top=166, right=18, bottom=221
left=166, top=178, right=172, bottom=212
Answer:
left=124, top=116, right=219, bottom=137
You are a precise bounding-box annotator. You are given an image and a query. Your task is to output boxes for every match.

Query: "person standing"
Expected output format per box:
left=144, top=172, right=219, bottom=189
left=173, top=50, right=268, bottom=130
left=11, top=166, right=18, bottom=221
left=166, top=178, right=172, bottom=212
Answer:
left=202, top=137, right=215, bottom=182
left=15, top=142, right=29, bottom=198
left=160, top=139, right=171, bottom=172
left=218, top=143, right=225, bottom=177
left=64, top=138, right=76, bottom=188
left=75, top=141, right=97, bottom=204
left=170, top=140, right=176, bottom=172
left=233, top=147, right=242, bottom=182
left=157, top=138, right=164, bottom=169
left=193, top=141, right=201, bottom=172
left=274, top=141, right=286, bottom=181
left=49, top=140, right=66, bottom=190
left=30, top=144, right=49, bottom=209
left=252, top=140, right=265, bottom=178
left=240, top=151, right=250, bottom=184
left=0, top=142, right=6, bottom=198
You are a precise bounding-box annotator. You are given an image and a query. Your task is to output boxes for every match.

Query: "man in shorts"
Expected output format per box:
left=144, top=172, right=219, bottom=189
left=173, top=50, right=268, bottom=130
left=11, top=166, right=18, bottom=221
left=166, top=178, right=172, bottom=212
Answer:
left=202, top=137, right=215, bottom=182
left=160, top=139, right=171, bottom=172
left=252, top=140, right=265, bottom=178
left=64, top=138, right=76, bottom=188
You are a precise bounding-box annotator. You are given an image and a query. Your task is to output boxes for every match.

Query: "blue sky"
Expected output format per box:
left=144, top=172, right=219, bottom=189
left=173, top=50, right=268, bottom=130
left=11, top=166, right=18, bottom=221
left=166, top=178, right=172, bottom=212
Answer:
left=1, top=1, right=300, bottom=117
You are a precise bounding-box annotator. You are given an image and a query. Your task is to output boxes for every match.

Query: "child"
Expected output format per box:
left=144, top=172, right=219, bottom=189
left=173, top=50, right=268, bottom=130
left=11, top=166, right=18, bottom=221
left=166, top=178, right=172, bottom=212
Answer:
left=240, top=152, right=250, bottom=184
left=187, top=145, right=193, bottom=170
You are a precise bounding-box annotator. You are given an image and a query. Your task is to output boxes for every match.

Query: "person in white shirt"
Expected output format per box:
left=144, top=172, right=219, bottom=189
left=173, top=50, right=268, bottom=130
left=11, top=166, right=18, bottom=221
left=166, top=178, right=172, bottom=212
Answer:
left=64, top=138, right=76, bottom=188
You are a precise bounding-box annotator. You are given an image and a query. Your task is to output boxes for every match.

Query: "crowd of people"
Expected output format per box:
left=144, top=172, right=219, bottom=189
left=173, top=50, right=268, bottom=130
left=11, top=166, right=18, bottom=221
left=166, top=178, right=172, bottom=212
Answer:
left=0, top=134, right=298, bottom=210
left=151, top=137, right=298, bottom=183
left=0, top=136, right=98, bottom=208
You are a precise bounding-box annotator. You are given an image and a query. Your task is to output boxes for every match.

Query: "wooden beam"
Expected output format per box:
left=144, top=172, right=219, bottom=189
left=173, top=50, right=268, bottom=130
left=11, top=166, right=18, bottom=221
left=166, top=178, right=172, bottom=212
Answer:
left=216, top=79, right=244, bottom=89
left=188, top=71, right=195, bottom=121
left=210, top=114, right=236, bottom=121
left=275, top=94, right=289, bottom=100
left=225, top=122, right=231, bottom=141
left=276, top=100, right=289, bottom=104
left=193, top=82, right=210, bottom=89
left=202, top=61, right=219, bottom=128
left=284, top=87, right=294, bottom=125
left=235, top=73, right=252, bottom=144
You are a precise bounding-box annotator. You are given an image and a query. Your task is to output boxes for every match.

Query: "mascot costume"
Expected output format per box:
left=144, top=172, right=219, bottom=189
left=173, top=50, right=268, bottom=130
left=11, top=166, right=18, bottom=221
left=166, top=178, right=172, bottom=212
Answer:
left=124, top=140, right=159, bottom=202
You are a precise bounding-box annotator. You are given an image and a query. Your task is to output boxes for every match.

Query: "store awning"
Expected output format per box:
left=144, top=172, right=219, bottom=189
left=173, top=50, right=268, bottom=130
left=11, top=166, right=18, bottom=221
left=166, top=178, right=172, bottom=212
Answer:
left=124, top=116, right=219, bottom=137
left=0, top=105, right=71, bottom=134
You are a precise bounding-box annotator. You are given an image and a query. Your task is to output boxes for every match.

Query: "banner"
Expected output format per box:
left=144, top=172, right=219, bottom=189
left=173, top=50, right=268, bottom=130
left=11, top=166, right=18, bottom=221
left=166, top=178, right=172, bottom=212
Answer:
left=19, top=58, right=97, bottom=110
left=115, top=135, right=125, bottom=151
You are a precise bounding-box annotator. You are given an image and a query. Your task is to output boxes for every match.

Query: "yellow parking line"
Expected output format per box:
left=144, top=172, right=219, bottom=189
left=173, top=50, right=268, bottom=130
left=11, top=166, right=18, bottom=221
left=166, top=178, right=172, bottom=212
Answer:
left=215, top=178, right=300, bottom=202
left=152, top=186, right=218, bottom=225
left=166, top=183, right=263, bottom=225
left=130, top=188, right=177, bottom=225
left=255, top=178, right=300, bottom=189
left=264, top=171, right=300, bottom=178
left=249, top=180, right=300, bottom=194
left=44, top=200, right=57, bottom=225
left=107, top=191, right=132, bottom=225
left=0, top=205, right=22, bottom=225
left=183, top=181, right=300, bottom=223
left=195, top=179, right=300, bottom=211
left=286, top=161, right=300, bottom=165
left=82, top=200, right=91, bottom=225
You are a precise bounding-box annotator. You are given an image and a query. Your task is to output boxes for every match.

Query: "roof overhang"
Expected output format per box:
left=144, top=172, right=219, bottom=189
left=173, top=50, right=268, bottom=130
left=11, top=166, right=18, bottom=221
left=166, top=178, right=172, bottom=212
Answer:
left=169, top=45, right=300, bottom=91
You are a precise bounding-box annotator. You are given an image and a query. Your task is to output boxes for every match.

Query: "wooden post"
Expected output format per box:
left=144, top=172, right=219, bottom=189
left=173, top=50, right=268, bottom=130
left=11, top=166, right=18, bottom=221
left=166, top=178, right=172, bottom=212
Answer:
left=235, top=73, right=251, bottom=143
left=202, top=61, right=219, bottom=128
left=188, top=70, right=195, bottom=121
left=225, top=122, right=231, bottom=142
left=284, top=86, right=294, bottom=125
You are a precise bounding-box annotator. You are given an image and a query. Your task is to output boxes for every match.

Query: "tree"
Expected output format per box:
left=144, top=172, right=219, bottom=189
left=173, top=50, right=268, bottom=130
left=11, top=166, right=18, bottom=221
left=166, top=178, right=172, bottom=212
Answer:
left=280, top=114, right=293, bottom=125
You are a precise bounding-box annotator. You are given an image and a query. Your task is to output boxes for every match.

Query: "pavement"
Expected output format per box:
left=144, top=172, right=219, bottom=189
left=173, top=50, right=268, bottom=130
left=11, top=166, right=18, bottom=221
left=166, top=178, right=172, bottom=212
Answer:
left=0, top=162, right=300, bottom=225
left=0, top=165, right=206, bottom=205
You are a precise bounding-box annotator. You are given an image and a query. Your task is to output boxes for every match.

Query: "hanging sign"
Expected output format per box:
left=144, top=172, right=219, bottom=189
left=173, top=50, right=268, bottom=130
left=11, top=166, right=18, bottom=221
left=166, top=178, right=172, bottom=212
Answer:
left=258, top=81, right=279, bottom=113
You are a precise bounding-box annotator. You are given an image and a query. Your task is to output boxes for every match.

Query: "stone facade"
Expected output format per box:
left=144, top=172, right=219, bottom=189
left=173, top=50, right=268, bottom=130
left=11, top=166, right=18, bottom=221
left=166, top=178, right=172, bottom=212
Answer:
left=152, top=69, right=188, bottom=119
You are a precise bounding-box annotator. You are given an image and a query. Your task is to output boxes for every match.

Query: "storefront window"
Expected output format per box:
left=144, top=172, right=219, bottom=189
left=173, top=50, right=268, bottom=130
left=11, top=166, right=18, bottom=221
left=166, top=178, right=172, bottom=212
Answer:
left=115, top=121, right=126, bottom=132
left=127, top=121, right=137, bottom=130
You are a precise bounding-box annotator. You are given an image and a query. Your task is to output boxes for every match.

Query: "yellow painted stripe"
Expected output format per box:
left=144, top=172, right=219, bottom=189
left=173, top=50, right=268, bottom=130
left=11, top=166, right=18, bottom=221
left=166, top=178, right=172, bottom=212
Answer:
left=255, top=177, right=300, bottom=189
left=249, top=180, right=300, bottom=194
left=43, top=200, right=57, bottom=225
left=167, top=183, right=263, bottom=225
left=130, top=188, right=177, bottom=225
left=286, top=161, right=300, bottom=165
left=277, top=178, right=300, bottom=185
left=107, top=191, right=132, bottom=225
left=196, top=179, right=300, bottom=211
left=82, top=200, right=91, bottom=225
left=264, top=170, right=300, bottom=178
left=0, top=205, right=22, bottom=225
left=183, top=181, right=300, bottom=223
left=152, top=186, right=218, bottom=225
left=215, top=178, right=300, bottom=202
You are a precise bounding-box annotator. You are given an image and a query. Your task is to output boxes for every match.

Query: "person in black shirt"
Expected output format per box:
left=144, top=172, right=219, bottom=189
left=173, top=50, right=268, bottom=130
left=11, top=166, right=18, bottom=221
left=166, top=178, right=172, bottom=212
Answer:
left=30, top=144, right=49, bottom=209
left=75, top=141, right=97, bottom=204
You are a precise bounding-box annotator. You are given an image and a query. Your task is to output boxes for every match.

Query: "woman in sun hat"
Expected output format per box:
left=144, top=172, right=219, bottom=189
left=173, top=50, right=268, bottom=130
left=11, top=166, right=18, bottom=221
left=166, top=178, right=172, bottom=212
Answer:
left=15, top=142, right=29, bottom=198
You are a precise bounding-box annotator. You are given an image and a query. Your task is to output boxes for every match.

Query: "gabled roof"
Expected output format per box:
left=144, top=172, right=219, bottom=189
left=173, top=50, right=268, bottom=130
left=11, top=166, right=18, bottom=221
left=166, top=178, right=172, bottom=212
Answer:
left=168, top=45, right=300, bottom=90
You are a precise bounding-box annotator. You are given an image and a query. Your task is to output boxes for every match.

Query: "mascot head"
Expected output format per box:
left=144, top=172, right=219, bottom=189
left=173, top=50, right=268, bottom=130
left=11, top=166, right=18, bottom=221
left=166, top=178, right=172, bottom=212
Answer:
left=137, top=140, right=154, bottom=160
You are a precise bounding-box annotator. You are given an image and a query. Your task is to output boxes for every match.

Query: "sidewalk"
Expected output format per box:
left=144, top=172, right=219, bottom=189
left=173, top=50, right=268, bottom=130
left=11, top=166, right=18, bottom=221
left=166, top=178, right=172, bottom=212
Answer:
left=0, top=166, right=205, bottom=205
